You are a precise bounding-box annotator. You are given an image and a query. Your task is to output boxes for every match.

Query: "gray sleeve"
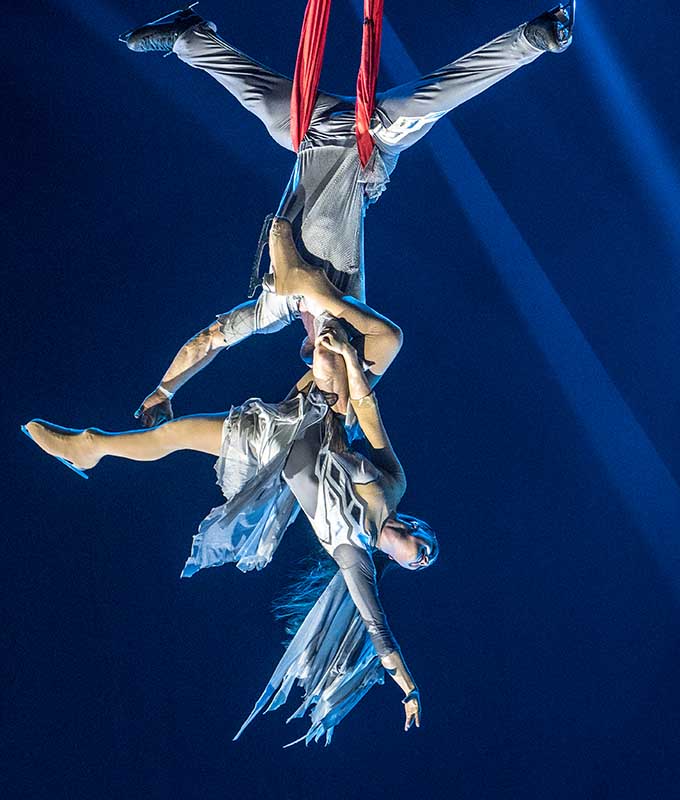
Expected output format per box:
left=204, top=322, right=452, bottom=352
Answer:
left=216, top=293, right=300, bottom=348
left=333, top=543, right=398, bottom=658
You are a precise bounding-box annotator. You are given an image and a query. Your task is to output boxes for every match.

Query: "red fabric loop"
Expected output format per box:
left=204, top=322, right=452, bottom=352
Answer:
left=290, top=0, right=384, bottom=167
left=290, top=0, right=332, bottom=153
left=355, top=0, right=384, bottom=166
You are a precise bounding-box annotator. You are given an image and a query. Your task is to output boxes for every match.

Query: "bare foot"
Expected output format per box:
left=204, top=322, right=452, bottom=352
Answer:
left=268, top=218, right=330, bottom=298
left=24, top=420, right=101, bottom=470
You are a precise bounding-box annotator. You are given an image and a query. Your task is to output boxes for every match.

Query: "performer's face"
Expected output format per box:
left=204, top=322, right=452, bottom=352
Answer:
left=312, top=339, right=344, bottom=381
left=382, top=517, right=435, bottom=571
left=312, top=318, right=348, bottom=381
left=402, top=535, right=433, bottom=571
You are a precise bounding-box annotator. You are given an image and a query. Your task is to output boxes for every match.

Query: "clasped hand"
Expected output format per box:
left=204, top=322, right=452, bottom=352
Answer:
left=315, top=318, right=352, bottom=357
left=134, top=388, right=174, bottom=427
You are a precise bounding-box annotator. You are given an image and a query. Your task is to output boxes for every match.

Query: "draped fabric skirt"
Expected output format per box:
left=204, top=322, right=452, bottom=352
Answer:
left=181, top=392, right=385, bottom=744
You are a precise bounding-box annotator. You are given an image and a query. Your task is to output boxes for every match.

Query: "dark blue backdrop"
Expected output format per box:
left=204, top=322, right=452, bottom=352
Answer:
left=5, top=2, right=680, bottom=798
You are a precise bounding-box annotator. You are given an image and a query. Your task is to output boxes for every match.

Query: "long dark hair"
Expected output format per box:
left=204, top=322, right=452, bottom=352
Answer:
left=273, top=550, right=397, bottom=643
left=273, top=553, right=338, bottom=641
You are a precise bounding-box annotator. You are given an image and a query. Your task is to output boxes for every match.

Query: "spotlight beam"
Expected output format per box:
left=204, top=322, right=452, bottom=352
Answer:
left=54, top=0, right=285, bottom=177
left=59, top=0, right=680, bottom=589
left=351, top=1, right=680, bottom=590
left=578, top=2, right=680, bottom=264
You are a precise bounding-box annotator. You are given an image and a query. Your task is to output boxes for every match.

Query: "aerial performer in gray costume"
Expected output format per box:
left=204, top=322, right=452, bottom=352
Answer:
left=118, top=1, right=575, bottom=428
left=22, top=3, right=576, bottom=744
left=22, top=220, right=439, bottom=744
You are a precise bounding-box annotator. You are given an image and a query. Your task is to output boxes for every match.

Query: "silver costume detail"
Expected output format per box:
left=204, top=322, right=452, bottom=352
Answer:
left=181, top=392, right=325, bottom=575
left=182, top=389, right=399, bottom=742
left=173, top=20, right=543, bottom=315
left=215, top=294, right=300, bottom=348
left=312, top=448, right=379, bottom=553
left=234, top=567, right=385, bottom=747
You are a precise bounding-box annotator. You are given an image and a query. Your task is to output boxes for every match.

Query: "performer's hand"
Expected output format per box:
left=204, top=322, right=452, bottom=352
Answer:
left=403, top=692, right=421, bottom=732
left=316, top=320, right=351, bottom=356
left=134, top=389, right=174, bottom=428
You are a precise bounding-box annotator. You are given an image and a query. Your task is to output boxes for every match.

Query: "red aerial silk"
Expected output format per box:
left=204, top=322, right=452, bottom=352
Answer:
left=355, top=0, right=384, bottom=167
left=290, top=0, right=332, bottom=153
left=290, top=0, right=384, bottom=167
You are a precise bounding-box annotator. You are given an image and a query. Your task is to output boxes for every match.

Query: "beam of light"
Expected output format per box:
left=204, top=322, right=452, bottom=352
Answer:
left=55, top=0, right=680, bottom=586
left=349, top=1, right=680, bottom=590
left=52, top=0, right=282, bottom=175
left=578, top=2, right=680, bottom=265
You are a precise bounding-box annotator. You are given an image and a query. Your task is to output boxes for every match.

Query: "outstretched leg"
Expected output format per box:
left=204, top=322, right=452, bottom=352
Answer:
left=172, top=23, right=296, bottom=150
left=373, top=5, right=573, bottom=154
left=122, top=8, right=341, bottom=152
left=24, top=415, right=227, bottom=471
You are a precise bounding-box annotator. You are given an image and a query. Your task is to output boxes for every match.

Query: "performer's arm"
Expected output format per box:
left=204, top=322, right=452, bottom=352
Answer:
left=136, top=294, right=300, bottom=427
left=135, top=319, right=228, bottom=427
left=337, top=336, right=405, bottom=488
left=334, top=544, right=421, bottom=731
left=302, top=287, right=403, bottom=378
left=382, top=651, right=422, bottom=731
left=316, top=325, right=406, bottom=494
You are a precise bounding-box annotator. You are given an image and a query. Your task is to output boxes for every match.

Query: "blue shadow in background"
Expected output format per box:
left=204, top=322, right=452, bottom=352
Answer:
left=5, top=2, right=680, bottom=799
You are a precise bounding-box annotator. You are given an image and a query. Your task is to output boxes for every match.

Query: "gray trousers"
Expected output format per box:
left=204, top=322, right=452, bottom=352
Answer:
left=172, top=22, right=543, bottom=343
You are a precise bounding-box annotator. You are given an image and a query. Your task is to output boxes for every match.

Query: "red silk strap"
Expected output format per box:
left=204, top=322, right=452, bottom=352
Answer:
left=355, top=0, right=384, bottom=166
left=290, top=0, right=331, bottom=153
left=290, top=0, right=384, bottom=167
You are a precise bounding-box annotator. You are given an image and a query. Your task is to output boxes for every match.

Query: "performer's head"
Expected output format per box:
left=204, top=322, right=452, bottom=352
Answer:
left=380, top=513, right=439, bottom=571
left=308, top=315, right=352, bottom=396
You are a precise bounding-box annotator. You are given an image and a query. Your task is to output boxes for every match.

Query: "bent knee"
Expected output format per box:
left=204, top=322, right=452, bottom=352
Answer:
left=388, top=323, right=404, bottom=353
left=375, top=324, right=403, bottom=368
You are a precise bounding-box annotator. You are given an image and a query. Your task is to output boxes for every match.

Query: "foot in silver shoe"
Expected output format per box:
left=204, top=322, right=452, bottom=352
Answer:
left=119, top=4, right=212, bottom=53
left=524, top=1, right=575, bottom=53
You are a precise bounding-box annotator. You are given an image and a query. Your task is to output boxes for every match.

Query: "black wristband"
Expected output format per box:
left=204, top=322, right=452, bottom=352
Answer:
left=402, top=688, right=420, bottom=705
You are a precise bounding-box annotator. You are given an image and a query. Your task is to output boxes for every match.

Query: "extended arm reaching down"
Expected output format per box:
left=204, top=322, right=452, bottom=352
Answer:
left=333, top=544, right=421, bottom=731
left=135, top=294, right=300, bottom=427
left=135, top=319, right=226, bottom=427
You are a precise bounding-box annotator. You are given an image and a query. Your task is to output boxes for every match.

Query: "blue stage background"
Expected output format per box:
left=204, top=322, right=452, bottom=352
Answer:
left=5, top=2, right=680, bottom=797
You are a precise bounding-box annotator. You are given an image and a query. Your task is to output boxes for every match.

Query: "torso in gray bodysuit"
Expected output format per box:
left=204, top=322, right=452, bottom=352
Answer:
left=283, top=414, right=398, bottom=657
left=216, top=112, right=398, bottom=344
left=176, top=20, right=544, bottom=309
left=277, top=98, right=399, bottom=301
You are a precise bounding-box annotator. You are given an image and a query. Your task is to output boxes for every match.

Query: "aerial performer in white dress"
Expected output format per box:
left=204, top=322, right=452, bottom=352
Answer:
left=118, top=1, right=575, bottom=428
left=23, top=220, right=439, bottom=744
